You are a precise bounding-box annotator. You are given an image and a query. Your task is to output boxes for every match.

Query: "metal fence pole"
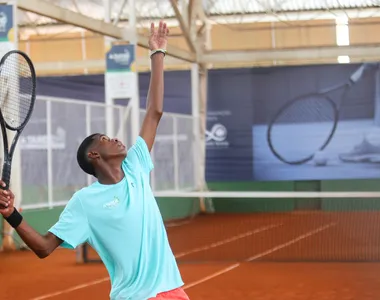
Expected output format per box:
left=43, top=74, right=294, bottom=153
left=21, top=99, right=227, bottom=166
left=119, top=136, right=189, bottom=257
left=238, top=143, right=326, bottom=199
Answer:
left=46, top=100, right=53, bottom=208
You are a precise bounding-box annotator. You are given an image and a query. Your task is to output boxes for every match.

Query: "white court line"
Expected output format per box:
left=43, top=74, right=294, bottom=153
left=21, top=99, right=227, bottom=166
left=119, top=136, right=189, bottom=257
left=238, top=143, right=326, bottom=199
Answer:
left=28, top=223, right=335, bottom=299
left=175, top=224, right=282, bottom=259
left=28, top=224, right=280, bottom=300
left=182, top=263, right=241, bottom=290
left=28, top=277, right=110, bottom=300
left=183, top=222, right=336, bottom=290
left=166, top=220, right=194, bottom=228
left=246, top=222, right=336, bottom=261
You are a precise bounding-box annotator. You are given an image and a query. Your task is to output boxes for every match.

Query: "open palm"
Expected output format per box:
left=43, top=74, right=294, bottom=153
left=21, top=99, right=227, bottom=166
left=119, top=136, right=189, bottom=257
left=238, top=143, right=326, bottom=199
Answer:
left=149, top=21, right=169, bottom=51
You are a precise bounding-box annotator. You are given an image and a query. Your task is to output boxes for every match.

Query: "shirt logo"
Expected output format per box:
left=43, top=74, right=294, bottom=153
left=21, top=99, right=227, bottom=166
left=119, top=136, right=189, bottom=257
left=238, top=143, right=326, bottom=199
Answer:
left=103, top=197, right=120, bottom=209
left=131, top=182, right=135, bottom=188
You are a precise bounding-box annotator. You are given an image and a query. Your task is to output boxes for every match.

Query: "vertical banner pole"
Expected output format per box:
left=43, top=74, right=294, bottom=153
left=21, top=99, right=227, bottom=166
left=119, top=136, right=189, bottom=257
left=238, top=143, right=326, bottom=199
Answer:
left=191, top=64, right=201, bottom=189
left=46, top=101, right=53, bottom=209
left=105, top=0, right=138, bottom=146
left=374, top=68, right=380, bottom=127
left=105, top=43, right=137, bottom=143
left=103, top=0, right=114, bottom=138
left=126, top=0, right=139, bottom=145
left=104, top=0, right=139, bottom=147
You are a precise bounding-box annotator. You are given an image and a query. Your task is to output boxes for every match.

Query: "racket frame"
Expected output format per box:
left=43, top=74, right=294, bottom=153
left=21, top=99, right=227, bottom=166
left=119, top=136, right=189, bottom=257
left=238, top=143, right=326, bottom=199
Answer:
left=266, top=94, right=339, bottom=165
left=0, top=50, right=36, bottom=190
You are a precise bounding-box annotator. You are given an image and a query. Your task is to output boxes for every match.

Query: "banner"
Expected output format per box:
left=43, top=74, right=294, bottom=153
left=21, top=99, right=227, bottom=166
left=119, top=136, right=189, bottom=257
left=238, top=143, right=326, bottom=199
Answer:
left=20, top=127, right=66, bottom=150
left=0, top=4, right=15, bottom=57
left=105, top=44, right=137, bottom=99
left=206, top=69, right=254, bottom=181
left=252, top=63, right=380, bottom=181
left=206, top=63, right=380, bottom=182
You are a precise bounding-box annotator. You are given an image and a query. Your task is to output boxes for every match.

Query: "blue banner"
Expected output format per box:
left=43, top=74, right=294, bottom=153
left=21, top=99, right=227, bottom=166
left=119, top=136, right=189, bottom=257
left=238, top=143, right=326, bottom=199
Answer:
left=206, top=63, right=380, bottom=182
left=35, top=63, right=380, bottom=182
left=0, top=5, right=13, bottom=42
left=252, top=63, right=380, bottom=181
left=35, top=71, right=192, bottom=114
left=106, top=44, right=135, bottom=72
left=206, top=68, right=254, bottom=181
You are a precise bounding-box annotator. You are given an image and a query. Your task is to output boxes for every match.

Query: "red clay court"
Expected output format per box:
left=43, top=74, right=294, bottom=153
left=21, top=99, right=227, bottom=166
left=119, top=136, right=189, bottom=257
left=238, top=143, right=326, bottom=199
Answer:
left=3, top=212, right=380, bottom=300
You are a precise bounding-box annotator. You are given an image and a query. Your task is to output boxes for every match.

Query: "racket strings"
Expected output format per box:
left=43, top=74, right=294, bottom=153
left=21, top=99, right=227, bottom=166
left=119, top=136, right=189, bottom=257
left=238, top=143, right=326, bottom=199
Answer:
left=0, top=52, right=34, bottom=130
left=278, top=97, right=335, bottom=123
left=269, top=95, right=337, bottom=164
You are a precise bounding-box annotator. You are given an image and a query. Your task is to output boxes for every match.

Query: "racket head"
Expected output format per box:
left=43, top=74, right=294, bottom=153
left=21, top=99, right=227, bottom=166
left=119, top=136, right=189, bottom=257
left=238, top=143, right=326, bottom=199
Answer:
left=0, top=50, right=36, bottom=131
left=267, top=93, right=339, bottom=165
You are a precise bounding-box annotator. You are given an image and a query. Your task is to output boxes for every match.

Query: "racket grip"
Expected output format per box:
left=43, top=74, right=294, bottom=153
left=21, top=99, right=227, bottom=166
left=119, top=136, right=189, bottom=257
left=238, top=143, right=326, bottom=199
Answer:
left=350, top=65, right=365, bottom=83
left=350, top=63, right=378, bottom=83
left=0, top=162, right=11, bottom=190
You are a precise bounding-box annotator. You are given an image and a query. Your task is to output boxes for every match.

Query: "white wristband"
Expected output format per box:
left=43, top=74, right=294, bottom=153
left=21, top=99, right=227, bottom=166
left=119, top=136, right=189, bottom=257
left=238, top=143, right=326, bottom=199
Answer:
left=150, top=49, right=166, bottom=58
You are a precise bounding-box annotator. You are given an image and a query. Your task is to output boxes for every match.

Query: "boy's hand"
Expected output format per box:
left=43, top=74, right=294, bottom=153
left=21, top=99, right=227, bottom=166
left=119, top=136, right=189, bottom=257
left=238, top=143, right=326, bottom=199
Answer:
left=0, top=180, right=15, bottom=218
left=149, top=21, right=169, bottom=51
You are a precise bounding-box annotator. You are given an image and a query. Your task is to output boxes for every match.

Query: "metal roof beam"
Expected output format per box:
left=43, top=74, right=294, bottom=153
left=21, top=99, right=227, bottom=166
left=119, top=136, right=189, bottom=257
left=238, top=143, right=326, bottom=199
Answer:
left=34, top=56, right=186, bottom=73
left=17, top=0, right=196, bottom=62
left=32, top=46, right=380, bottom=72
left=169, top=0, right=196, bottom=53
left=18, top=7, right=380, bottom=32
left=200, top=45, right=380, bottom=64
left=207, top=8, right=380, bottom=24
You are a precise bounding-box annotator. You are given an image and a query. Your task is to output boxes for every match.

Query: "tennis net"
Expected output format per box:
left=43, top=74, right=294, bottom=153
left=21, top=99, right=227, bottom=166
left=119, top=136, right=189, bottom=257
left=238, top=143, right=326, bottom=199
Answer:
left=78, top=191, right=380, bottom=263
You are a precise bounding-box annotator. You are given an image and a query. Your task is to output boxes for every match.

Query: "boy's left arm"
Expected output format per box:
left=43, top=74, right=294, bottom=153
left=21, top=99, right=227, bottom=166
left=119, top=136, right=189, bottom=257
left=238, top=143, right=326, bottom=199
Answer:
left=139, top=21, right=169, bottom=152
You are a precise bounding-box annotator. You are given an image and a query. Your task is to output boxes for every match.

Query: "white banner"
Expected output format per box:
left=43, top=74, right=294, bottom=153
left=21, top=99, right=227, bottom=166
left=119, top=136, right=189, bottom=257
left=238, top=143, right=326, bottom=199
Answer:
left=105, top=72, right=137, bottom=99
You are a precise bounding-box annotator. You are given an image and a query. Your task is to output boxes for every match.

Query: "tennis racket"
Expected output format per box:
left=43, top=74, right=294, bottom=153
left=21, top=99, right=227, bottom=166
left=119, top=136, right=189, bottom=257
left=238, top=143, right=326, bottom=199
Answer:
left=0, top=50, right=36, bottom=192
left=266, top=62, right=378, bottom=165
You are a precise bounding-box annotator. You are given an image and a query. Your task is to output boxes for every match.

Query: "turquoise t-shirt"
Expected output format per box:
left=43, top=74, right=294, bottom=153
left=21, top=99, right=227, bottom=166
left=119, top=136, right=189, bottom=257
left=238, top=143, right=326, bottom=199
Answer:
left=49, top=136, right=184, bottom=300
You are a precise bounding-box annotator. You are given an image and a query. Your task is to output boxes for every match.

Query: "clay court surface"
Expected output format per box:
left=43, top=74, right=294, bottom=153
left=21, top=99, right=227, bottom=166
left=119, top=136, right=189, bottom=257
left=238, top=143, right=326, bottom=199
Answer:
left=3, top=213, right=380, bottom=299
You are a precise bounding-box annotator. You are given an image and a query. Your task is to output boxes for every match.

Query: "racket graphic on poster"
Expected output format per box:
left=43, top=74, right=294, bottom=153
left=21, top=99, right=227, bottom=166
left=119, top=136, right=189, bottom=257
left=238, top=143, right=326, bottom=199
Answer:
left=267, top=62, right=379, bottom=165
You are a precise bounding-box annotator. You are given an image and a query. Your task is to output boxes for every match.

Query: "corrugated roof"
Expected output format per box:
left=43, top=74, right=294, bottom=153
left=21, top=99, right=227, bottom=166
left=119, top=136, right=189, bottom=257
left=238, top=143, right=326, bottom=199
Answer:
left=205, top=0, right=379, bottom=16
left=19, top=0, right=380, bottom=27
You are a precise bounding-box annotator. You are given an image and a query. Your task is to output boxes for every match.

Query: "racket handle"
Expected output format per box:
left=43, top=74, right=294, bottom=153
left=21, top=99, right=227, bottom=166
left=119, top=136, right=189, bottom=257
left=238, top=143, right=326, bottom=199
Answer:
left=350, top=65, right=366, bottom=83
left=0, top=162, right=11, bottom=190
left=350, top=63, right=379, bottom=83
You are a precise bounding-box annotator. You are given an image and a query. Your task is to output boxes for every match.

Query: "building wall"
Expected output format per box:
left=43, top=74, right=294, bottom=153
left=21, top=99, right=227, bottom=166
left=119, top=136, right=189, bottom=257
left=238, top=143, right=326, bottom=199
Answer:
left=18, top=18, right=380, bottom=75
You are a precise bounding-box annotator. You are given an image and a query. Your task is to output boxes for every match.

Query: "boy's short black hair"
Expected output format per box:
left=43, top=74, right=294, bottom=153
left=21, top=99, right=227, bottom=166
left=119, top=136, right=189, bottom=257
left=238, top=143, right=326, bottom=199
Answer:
left=77, top=133, right=100, bottom=177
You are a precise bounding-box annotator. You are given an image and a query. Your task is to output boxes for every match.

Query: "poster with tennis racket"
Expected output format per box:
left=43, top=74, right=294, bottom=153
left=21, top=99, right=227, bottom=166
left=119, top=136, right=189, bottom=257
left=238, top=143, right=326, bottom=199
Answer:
left=252, top=62, right=380, bottom=181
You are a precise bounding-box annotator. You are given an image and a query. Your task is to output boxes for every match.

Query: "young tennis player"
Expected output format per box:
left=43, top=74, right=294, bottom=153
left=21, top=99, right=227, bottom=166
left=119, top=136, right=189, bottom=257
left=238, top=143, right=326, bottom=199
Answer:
left=0, top=21, right=190, bottom=300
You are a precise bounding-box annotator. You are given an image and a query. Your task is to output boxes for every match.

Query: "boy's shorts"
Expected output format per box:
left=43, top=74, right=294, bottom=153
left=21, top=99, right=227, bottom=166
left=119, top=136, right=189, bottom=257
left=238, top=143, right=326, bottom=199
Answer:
left=149, top=287, right=190, bottom=299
